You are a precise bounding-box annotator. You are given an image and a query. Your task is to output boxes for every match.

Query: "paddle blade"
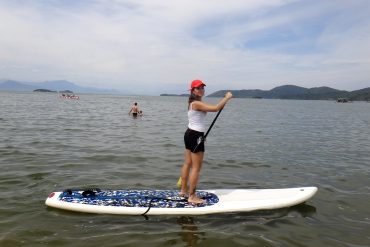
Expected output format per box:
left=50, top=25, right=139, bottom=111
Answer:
left=177, top=177, right=182, bottom=188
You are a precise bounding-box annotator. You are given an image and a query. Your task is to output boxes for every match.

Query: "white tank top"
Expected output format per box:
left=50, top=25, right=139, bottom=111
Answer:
left=188, top=103, right=207, bottom=132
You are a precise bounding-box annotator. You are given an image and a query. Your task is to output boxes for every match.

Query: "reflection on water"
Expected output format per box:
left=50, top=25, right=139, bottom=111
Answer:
left=289, top=204, right=317, bottom=218
left=173, top=203, right=317, bottom=247
left=177, top=217, right=202, bottom=247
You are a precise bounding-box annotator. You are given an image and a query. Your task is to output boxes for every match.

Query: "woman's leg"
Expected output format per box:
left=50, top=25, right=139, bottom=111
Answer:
left=180, top=149, right=192, bottom=195
left=188, top=151, right=205, bottom=203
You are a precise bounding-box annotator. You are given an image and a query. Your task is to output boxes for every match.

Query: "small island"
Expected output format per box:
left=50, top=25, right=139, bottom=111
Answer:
left=33, top=89, right=57, bottom=93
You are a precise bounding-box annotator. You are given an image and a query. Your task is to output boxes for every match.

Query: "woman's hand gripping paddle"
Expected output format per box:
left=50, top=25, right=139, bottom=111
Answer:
left=177, top=108, right=224, bottom=188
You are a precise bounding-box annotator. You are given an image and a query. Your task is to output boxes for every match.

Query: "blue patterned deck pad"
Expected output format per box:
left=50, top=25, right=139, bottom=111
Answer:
left=59, top=189, right=219, bottom=208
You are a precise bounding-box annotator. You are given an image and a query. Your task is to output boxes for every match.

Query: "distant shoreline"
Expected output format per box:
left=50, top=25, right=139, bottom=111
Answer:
left=1, top=80, right=369, bottom=100
left=160, top=94, right=189, bottom=97
left=33, top=89, right=57, bottom=93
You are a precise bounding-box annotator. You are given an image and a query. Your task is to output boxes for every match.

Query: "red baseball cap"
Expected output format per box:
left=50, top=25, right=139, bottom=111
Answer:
left=190, top=79, right=206, bottom=90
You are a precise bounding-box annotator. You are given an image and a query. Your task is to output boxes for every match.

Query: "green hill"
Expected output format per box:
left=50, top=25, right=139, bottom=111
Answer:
left=208, top=85, right=369, bottom=101
left=349, top=87, right=370, bottom=101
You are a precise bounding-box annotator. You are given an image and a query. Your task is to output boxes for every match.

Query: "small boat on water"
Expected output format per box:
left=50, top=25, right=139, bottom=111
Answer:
left=59, top=90, right=80, bottom=100
left=336, top=98, right=351, bottom=103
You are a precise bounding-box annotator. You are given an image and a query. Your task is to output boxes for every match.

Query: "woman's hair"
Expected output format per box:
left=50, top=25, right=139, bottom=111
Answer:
left=188, top=90, right=201, bottom=109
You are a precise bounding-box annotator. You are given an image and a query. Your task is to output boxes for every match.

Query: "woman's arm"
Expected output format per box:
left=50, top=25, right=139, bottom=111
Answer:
left=193, top=92, right=233, bottom=112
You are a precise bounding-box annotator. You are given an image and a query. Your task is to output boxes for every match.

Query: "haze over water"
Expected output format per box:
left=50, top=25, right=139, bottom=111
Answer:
left=0, top=91, right=369, bottom=247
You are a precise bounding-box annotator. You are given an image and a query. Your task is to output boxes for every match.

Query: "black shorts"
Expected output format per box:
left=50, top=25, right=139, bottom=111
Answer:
left=184, top=128, right=205, bottom=153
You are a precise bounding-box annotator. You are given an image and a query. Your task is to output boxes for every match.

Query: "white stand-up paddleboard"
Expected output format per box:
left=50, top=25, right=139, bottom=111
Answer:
left=45, top=187, right=317, bottom=215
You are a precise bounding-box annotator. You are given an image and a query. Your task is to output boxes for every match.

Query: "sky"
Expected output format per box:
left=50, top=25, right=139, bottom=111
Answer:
left=0, top=0, right=370, bottom=95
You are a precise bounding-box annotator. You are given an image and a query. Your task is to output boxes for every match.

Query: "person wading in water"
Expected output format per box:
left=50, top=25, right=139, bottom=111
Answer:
left=129, top=102, right=140, bottom=117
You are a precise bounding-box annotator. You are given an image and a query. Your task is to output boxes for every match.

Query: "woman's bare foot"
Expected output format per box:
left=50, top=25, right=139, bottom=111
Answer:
left=179, top=190, right=189, bottom=197
left=188, top=194, right=205, bottom=204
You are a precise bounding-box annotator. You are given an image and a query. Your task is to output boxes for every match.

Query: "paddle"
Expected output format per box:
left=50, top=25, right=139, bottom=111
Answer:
left=177, top=107, right=224, bottom=187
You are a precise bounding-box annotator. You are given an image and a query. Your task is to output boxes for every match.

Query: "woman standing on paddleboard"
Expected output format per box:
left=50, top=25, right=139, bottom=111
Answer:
left=180, top=79, right=233, bottom=204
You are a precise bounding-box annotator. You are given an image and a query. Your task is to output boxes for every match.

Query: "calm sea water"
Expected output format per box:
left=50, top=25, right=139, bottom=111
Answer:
left=0, top=91, right=369, bottom=247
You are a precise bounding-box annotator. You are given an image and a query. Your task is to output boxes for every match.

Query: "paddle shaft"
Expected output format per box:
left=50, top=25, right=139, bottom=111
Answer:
left=192, top=107, right=224, bottom=152
left=204, top=107, right=223, bottom=139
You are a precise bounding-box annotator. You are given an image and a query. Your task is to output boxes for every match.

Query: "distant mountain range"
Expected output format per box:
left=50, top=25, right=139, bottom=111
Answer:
left=0, top=79, right=121, bottom=94
left=208, top=85, right=370, bottom=101
left=2, top=80, right=369, bottom=100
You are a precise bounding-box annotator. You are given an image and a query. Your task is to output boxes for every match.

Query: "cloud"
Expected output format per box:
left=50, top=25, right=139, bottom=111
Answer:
left=0, top=0, right=369, bottom=94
